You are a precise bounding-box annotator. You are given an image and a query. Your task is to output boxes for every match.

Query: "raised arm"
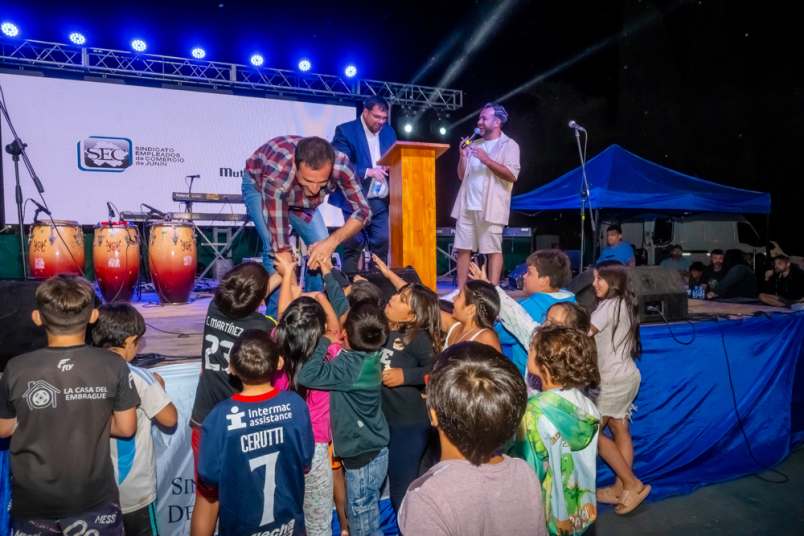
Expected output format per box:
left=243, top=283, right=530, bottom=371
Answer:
left=372, top=253, right=406, bottom=291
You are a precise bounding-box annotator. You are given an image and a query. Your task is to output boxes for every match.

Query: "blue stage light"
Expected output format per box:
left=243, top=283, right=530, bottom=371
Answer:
left=69, top=32, right=86, bottom=45
left=131, top=39, right=147, bottom=52
left=403, top=123, right=414, bottom=134
left=250, top=54, right=264, bottom=67
left=298, top=58, right=312, bottom=72
left=191, top=47, right=206, bottom=59
left=439, top=126, right=447, bottom=136
left=344, top=64, right=358, bottom=78
left=1, top=22, right=20, bottom=38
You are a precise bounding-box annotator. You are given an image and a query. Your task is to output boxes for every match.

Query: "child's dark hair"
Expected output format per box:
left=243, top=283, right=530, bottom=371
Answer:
left=275, top=297, right=326, bottom=399
left=35, top=275, right=97, bottom=334
left=689, top=261, right=706, bottom=272
left=546, top=302, right=590, bottom=332
left=395, top=283, right=444, bottom=354
left=463, top=280, right=500, bottom=329
left=213, top=262, right=269, bottom=319
left=526, top=249, right=572, bottom=289
left=230, top=330, right=281, bottom=384
left=91, top=303, right=146, bottom=348
left=427, top=342, right=526, bottom=465
left=345, top=301, right=389, bottom=352
left=349, top=279, right=384, bottom=308
left=530, top=325, right=599, bottom=389
left=595, top=265, right=642, bottom=358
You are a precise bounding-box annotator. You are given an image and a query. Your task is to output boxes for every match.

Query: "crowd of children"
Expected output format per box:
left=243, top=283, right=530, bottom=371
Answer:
left=0, top=246, right=651, bottom=535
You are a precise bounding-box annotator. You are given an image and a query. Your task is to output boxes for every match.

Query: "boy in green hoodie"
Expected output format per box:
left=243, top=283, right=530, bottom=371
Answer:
left=511, top=325, right=601, bottom=536
left=296, top=300, right=390, bottom=536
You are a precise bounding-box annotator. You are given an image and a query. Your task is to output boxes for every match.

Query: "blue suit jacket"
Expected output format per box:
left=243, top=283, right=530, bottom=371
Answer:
left=330, top=118, right=397, bottom=212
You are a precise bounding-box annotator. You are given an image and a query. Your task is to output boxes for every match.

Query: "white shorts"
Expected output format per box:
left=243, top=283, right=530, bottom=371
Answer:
left=453, top=211, right=503, bottom=254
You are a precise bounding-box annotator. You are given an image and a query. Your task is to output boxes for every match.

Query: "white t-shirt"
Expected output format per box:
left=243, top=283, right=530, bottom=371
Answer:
left=591, top=298, right=639, bottom=382
left=109, top=364, right=173, bottom=513
left=464, top=137, right=500, bottom=211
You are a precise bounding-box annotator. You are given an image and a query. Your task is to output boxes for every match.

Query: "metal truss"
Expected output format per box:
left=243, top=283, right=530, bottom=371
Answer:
left=0, top=39, right=463, bottom=111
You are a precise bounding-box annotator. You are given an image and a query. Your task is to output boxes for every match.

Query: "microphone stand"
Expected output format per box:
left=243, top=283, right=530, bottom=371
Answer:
left=1, top=88, right=47, bottom=280
left=573, top=127, right=595, bottom=270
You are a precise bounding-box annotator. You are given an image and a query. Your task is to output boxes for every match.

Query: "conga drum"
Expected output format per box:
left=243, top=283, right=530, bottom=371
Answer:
left=148, top=221, right=196, bottom=304
left=93, top=222, right=141, bottom=303
left=28, top=220, right=85, bottom=278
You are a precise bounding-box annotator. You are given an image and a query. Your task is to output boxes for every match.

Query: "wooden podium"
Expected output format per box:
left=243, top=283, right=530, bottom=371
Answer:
left=378, top=141, right=449, bottom=289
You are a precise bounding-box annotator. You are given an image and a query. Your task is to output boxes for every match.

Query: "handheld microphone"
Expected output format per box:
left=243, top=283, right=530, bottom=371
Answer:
left=461, top=128, right=482, bottom=148
left=106, top=202, right=116, bottom=220
left=568, top=120, right=587, bottom=132
left=31, top=199, right=51, bottom=216
left=142, top=203, right=167, bottom=219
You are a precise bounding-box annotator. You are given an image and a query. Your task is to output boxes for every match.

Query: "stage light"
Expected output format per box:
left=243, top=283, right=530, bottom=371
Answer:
left=344, top=64, right=358, bottom=78
left=69, top=32, right=86, bottom=45
left=439, top=126, right=447, bottom=136
left=130, top=39, right=147, bottom=52
left=403, top=122, right=413, bottom=134
left=250, top=54, right=264, bottom=67
left=298, top=58, right=312, bottom=72
left=191, top=47, right=206, bottom=59
left=1, top=22, right=20, bottom=38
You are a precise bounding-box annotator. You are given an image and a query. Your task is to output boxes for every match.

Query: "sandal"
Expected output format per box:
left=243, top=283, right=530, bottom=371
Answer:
left=596, top=485, right=621, bottom=505
left=615, top=484, right=651, bottom=515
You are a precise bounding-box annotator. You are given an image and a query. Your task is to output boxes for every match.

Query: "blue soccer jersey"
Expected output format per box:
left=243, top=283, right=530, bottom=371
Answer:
left=199, top=389, right=314, bottom=536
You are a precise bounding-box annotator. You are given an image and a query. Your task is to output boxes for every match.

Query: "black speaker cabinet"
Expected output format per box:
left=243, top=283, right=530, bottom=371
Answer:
left=0, top=280, right=48, bottom=371
left=629, top=266, right=688, bottom=323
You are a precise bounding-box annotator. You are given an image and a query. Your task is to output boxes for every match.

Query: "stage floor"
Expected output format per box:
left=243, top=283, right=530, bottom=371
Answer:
left=135, top=290, right=792, bottom=358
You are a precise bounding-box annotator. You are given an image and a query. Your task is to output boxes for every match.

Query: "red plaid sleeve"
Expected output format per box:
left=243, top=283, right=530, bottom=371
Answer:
left=332, top=152, right=371, bottom=225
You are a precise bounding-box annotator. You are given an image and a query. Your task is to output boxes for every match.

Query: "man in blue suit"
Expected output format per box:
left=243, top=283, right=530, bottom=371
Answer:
left=331, top=96, right=398, bottom=274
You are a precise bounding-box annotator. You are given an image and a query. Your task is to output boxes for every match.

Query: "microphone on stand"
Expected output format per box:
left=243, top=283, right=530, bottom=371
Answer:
left=460, top=128, right=482, bottom=148
left=106, top=202, right=117, bottom=221
left=142, top=203, right=168, bottom=220
left=568, top=120, right=587, bottom=132
left=31, top=199, right=51, bottom=217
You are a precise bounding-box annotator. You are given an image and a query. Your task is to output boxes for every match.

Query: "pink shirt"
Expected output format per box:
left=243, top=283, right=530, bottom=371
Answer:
left=273, top=342, right=342, bottom=444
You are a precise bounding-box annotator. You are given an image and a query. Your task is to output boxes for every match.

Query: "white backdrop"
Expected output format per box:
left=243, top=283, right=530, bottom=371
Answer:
left=0, top=72, right=354, bottom=226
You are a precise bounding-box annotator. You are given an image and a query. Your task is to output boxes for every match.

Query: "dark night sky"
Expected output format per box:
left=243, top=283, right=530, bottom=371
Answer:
left=2, top=0, right=801, bottom=253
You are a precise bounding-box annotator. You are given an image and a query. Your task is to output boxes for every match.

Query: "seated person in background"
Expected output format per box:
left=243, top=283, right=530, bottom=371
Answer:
left=703, top=249, right=726, bottom=292
left=759, top=254, right=804, bottom=308
left=398, top=342, right=546, bottom=536
left=688, top=261, right=707, bottom=299
left=659, top=244, right=691, bottom=274
left=706, top=249, right=757, bottom=300
left=596, top=224, right=635, bottom=267
left=495, top=249, right=575, bottom=375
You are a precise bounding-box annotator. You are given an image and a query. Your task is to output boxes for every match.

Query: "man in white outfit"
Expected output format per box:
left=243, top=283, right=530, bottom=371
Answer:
left=451, top=102, right=521, bottom=287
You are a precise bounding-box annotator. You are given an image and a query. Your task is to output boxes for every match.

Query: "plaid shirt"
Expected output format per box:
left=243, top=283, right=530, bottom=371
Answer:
left=245, top=135, right=371, bottom=252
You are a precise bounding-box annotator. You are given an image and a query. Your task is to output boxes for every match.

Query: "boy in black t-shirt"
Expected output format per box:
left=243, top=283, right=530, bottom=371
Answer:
left=189, top=262, right=279, bottom=535
left=0, top=275, right=140, bottom=535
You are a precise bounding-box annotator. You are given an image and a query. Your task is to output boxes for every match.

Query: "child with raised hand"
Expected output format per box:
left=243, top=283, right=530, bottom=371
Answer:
left=296, top=301, right=390, bottom=536
left=372, top=253, right=443, bottom=514
left=512, top=325, right=601, bottom=535
left=590, top=264, right=650, bottom=515
left=274, top=296, right=339, bottom=536
left=197, top=330, right=314, bottom=536
left=0, top=275, right=139, bottom=535
left=398, top=342, right=545, bottom=536
left=92, top=303, right=178, bottom=536
left=190, top=262, right=279, bottom=533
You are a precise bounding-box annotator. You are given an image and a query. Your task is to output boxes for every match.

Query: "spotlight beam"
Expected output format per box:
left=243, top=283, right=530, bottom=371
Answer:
left=448, top=0, right=686, bottom=129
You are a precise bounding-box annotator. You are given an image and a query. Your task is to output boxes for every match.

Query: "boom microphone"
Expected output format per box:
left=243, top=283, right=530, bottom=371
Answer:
left=31, top=199, right=51, bottom=216
left=106, top=201, right=116, bottom=220
left=568, top=120, right=587, bottom=132
left=142, top=203, right=167, bottom=219
left=461, top=128, right=482, bottom=148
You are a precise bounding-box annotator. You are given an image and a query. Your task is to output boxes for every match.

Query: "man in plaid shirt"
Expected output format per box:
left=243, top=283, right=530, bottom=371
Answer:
left=242, top=136, right=371, bottom=306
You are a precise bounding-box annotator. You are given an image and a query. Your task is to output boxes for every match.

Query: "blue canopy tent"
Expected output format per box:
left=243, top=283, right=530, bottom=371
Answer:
left=511, top=144, right=771, bottom=214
